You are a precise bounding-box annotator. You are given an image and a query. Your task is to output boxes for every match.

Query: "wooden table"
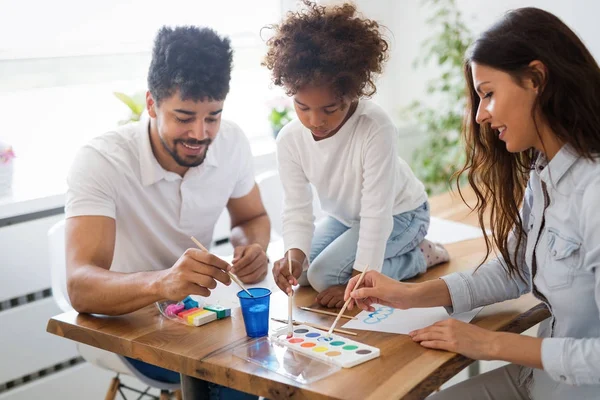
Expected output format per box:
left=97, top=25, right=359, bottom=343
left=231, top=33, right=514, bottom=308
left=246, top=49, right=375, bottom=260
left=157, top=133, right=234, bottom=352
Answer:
left=47, top=188, right=550, bottom=399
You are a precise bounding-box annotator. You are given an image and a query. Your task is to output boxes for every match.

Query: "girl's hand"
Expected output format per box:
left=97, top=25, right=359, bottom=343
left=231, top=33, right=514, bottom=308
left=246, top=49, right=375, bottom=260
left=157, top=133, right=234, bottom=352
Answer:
left=410, top=319, right=498, bottom=360
left=272, top=252, right=303, bottom=295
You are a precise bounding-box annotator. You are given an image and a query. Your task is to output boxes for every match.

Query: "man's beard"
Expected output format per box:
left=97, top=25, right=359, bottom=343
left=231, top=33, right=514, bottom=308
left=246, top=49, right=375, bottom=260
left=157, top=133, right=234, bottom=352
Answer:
left=160, top=136, right=212, bottom=168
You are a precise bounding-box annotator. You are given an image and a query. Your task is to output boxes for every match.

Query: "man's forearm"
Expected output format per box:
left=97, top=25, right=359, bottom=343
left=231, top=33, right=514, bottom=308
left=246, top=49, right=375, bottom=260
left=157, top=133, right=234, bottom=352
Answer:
left=68, top=265, right=163, bottom=315
left=230, top=214, right=270, bottom=251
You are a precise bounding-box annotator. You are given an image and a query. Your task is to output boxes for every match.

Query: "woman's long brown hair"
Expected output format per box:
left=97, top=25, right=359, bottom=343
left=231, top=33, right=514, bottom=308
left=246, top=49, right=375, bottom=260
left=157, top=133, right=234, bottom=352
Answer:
left=457, top=7, right=600, bottom=278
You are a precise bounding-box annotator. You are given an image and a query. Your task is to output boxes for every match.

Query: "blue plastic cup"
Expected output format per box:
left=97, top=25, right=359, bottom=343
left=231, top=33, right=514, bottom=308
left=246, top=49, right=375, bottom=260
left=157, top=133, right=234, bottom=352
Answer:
left=237, top=288, right=271, bottom=337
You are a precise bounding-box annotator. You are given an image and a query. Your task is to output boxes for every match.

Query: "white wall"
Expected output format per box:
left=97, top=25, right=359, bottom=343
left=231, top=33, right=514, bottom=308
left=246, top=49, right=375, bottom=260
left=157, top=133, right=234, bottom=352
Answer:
left=355, top=0, right=600, bottom=125
left=332, top=0, right=600, bottom=161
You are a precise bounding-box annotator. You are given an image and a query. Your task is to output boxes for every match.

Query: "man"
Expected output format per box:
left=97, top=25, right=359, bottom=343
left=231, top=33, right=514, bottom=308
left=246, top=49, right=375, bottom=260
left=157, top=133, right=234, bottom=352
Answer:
left=65, top=26, right=269, bottom=399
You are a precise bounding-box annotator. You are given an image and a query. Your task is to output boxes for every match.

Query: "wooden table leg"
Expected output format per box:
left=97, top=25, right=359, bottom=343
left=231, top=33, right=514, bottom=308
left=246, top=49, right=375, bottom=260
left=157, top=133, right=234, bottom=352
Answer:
left=180, top=374, right=210, bottom=400
left=104, top=377, right=120, bottom=400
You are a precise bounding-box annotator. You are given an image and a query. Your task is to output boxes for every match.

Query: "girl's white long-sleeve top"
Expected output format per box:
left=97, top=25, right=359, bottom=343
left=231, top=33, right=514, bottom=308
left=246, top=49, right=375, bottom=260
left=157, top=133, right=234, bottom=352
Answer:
left=276, top=100, right=427, bottom=271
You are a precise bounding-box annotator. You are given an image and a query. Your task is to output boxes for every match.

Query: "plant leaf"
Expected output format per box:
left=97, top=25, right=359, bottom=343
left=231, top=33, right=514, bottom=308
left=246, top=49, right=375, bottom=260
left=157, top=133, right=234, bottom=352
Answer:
left=114, top=92, right=145, bottom=116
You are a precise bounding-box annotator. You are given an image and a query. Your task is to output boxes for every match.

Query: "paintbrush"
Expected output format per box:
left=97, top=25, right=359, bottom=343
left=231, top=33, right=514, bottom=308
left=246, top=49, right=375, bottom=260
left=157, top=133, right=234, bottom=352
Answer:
left=190, top=236, right=253, bottom=298
left=287, top=252, right=294, bottom=338
left=327, top=265, right=369, bottom=338
left=300, top=306, right=357, bottom=320
left=271, top=317, right=357, bottom=336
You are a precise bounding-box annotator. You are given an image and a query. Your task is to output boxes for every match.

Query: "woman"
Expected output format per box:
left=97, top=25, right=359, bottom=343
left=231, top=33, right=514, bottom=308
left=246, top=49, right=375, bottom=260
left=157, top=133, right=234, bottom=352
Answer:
left=345, top=7, right=600, bottom=399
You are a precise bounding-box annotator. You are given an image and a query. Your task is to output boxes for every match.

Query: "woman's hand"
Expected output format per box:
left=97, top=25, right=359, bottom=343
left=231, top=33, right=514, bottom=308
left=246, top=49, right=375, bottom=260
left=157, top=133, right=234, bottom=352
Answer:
left=344, top=271, right=418, bottom=311
left=410, top=319, right=498, bottom=360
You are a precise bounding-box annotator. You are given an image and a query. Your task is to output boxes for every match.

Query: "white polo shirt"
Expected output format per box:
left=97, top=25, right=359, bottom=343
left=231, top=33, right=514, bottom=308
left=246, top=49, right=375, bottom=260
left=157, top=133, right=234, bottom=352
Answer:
left=65, top=115, right=255, bottom=273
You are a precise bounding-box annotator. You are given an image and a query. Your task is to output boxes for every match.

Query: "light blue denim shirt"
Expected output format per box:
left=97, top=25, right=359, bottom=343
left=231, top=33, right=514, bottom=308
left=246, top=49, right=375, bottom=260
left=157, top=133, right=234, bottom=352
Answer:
left=442, top=145, right=600, bottom=399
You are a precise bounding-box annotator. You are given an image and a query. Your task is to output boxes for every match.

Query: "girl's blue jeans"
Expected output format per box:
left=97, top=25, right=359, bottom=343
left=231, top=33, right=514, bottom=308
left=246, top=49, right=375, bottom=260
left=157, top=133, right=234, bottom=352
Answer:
left=299, top=202, right=429, bottom=292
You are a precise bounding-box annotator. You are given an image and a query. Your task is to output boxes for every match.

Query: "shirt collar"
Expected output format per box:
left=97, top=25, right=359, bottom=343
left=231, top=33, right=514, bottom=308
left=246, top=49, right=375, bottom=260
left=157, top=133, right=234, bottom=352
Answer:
left=203, top=137, right=219, bottom=168
left=138, top=114, right=220, bottom=186
left=139, top=114, right=170, bottom=186
left=535, top=144, right=579, bottom=188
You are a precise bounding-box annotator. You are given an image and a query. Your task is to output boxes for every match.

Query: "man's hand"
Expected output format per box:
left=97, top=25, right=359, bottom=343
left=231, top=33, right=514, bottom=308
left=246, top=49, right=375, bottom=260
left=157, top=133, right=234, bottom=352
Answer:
left=156, top=248, right=231, bottom=301
left=231, top=244, right=268, bottom=283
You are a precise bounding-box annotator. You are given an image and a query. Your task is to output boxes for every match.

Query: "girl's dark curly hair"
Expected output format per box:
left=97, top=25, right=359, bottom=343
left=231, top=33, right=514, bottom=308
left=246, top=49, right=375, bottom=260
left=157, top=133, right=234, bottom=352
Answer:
left=262, top=0, right=389, bottom=99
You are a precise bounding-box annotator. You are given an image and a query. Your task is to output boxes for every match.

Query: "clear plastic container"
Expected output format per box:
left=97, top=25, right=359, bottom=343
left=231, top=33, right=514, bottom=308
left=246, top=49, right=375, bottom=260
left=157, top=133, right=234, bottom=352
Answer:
left=155, top=295, right=206, bottom=326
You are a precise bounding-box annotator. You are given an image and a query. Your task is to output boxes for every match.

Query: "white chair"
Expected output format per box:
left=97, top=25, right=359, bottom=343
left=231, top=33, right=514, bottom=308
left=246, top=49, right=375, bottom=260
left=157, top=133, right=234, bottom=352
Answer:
left=256, top=170, right=325, bottom=240
left=48, top=220, right=181, bottom=400
left=256, top=170, right=284, bottom=238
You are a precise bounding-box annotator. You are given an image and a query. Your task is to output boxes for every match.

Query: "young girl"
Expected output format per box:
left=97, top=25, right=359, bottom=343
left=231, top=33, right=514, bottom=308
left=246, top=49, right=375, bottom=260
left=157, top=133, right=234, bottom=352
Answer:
left=264, top=1, right=449, bottom=308
left=345, top=7, right=600, bottom=399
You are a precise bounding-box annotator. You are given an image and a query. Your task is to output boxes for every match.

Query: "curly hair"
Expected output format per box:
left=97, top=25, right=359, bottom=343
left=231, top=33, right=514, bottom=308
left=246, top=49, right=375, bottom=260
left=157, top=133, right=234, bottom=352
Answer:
left=148, top=26, right=233, bottom=104
left=262, top=0, right=389, bottom=99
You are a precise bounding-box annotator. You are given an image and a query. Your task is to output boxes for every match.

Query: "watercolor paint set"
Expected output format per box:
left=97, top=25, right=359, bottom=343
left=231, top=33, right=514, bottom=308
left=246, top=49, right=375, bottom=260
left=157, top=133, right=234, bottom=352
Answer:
left=272, top=325, right=380, bottom=368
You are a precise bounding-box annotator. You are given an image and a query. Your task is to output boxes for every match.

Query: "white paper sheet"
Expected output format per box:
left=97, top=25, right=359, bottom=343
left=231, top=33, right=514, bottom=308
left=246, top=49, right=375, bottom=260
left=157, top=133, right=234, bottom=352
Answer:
left=342, top=305, right=483, bottom=335
left=425, top=217, right=488, bottom=245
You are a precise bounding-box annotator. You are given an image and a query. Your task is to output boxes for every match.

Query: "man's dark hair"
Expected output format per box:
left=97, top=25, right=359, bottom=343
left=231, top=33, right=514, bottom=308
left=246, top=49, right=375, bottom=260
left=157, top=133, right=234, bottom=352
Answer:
left=148, top=26, right=233, bottom=104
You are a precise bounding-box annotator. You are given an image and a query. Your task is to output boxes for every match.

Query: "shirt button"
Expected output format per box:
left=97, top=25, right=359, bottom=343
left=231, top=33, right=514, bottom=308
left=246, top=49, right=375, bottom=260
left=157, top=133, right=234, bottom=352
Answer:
left=552, top=250, right=557, bottom=257
left=560, top=375, right=567, bottom=381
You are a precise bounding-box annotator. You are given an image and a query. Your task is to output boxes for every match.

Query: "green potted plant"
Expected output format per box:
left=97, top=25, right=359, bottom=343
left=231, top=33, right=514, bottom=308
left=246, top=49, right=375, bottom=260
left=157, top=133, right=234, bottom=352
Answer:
left=407, top=0, right=473, bottom=194
left=114, top=91, right=146, bottom=125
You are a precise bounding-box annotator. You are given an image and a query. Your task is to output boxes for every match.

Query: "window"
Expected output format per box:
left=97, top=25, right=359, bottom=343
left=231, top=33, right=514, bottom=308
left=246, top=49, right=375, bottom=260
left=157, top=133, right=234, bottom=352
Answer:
left=0, top=0, right=283, bottom=190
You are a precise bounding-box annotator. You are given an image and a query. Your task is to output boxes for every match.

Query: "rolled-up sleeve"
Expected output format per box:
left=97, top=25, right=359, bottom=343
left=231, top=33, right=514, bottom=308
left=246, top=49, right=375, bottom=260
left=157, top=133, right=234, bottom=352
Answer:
left=441, top=182, right=534, bottom=314
left=542, top=336, right=600, bottom=385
